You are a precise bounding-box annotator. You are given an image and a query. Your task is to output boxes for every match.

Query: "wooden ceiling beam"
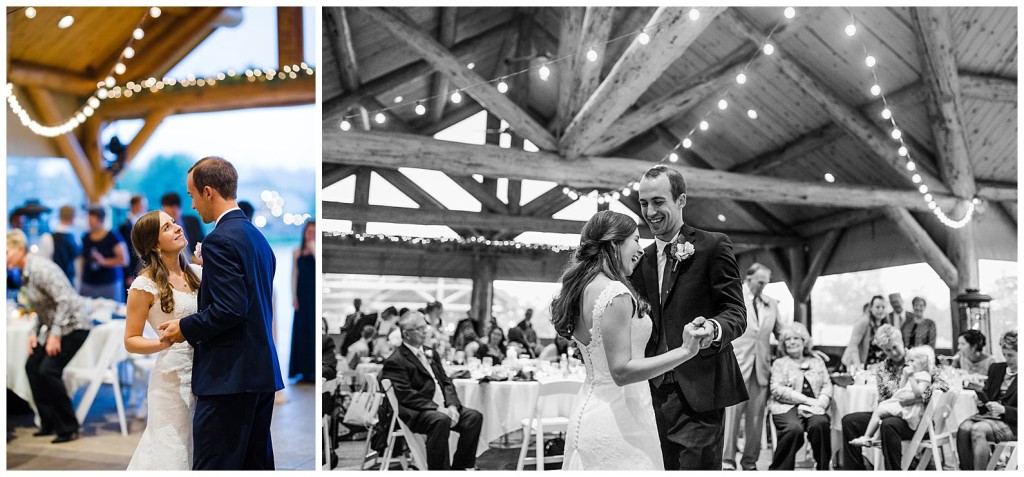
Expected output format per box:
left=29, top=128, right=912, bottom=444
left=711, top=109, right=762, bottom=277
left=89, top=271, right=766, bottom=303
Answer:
left=520, top=185, right=576, bottom=217
left=976, top=180, right=1017, bottom=202
left=427, top=7, right=459, bottom=124
left=560, top=7, right=616, bottom=137
left=884, top=207, right=958, bottom=289
left=7, top=61, right=97, bottom=96
left=359, top=7, right=558, bottom=151
left=958, top=73, right=1017, bottom=103
left=324, top=7, right=361, bottom=92
left=793, top=209, right=884, bottom=238
left=22, top=86, right=98, bottom=201
left=128, top=7, right=243, bottom=80
left=323, top=165, right=359, bottom=187
left=447, top=175, right=508, bottom=214
left=418, top=103, right=484, bottom=136
left=560, top=7, right=725, bottom=158
left=277, top=7, right=305, bottom=70
left=550, top=7, right=586, bottom=135
left=797, top=229, right=842, bottom=299
left=325, top=129, right=961, bottom=213
left=125, top=108, right=170, bottom=168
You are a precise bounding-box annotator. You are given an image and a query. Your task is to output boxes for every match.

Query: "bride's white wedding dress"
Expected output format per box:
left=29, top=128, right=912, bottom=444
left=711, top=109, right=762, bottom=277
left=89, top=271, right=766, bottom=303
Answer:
left=126, top=265, right=200, bottom=470
left=563, top=280, right=664, bottom=470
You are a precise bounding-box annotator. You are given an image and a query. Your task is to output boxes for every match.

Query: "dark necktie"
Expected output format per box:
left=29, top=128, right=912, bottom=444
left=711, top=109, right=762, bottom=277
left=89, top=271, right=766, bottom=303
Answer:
left=660, top=243, right=673, bottom=304
left=753, top=296, right=761, bottom=324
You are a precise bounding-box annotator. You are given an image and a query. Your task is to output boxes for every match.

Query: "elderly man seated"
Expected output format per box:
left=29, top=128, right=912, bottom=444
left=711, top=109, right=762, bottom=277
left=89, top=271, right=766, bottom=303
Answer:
left=381, top=312, right=483, bottom=470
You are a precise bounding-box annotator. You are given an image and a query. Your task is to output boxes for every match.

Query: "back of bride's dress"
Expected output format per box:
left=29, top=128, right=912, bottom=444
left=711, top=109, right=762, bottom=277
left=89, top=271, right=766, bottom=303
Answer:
left=563, top=281, right=664, bottom=470
left=126, top=267, right=199, bottom=470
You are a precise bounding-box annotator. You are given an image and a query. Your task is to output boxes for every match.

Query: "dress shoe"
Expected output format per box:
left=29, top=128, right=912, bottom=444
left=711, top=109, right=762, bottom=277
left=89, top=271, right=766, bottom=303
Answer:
left=51, top=432, right=78, bottom=444
left=32, top=429, right=54, bottom=437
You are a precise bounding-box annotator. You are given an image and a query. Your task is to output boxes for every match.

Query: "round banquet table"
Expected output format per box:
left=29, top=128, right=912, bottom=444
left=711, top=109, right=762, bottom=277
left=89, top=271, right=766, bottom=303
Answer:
left=7, top=318, right=127, bottom=416
left=454, top=373, right=585, bottom=456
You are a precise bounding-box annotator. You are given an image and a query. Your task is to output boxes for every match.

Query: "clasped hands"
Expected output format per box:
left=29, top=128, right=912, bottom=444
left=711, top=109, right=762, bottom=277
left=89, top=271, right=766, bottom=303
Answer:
left=440, top=405, right=461, bottom=428
left=157, top=318, right=186, bottom=346
left=681, top=316, right=715, bottom=352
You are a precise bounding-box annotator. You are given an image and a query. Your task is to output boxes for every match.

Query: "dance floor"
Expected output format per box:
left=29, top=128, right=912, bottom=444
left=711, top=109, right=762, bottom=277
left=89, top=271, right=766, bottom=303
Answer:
left=7, top=381, right=316, bottom=470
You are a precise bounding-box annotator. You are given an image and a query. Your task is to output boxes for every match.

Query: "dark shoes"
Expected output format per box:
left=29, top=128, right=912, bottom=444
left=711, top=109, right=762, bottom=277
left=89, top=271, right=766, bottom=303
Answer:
left=51, top=432, right=78, bottom=444
left=32, top=429, right=55, bottom=437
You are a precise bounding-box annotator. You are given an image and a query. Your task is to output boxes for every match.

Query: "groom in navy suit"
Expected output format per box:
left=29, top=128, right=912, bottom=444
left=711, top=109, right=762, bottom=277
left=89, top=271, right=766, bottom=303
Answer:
left=630, top=165, right=748, bottom=470
left=159, top=157, right=284, bottom=470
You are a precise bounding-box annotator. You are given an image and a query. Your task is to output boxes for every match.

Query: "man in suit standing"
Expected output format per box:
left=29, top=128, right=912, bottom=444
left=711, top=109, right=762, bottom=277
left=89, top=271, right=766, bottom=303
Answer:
left=723, top=262, right=786, bottom=470
left=119, top=195, right=146, bottom=288
left=161, top=191, right=205, bottom=259
left=381, top=312, right=483, bottom=470
left=887, top=293, right=914, bottom=332
left=631, top=165, right=748, bottom=470
left=158, top=157, right=284, bottom=470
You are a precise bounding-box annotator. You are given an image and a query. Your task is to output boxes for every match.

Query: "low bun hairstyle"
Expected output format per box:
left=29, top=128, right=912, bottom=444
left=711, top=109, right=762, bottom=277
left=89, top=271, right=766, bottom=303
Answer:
left=550, top=210, right=649, bottom=340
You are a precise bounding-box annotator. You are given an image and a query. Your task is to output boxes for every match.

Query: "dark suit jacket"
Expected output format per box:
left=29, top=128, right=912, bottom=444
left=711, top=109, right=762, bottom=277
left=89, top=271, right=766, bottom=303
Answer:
left=181, top=214, right=205, bottom=258
left=980, top=362, right=1018, bottom=432
left=340, top=312, right=378, bottom=356
left=180, top=209, right=283, bottom=395
left=630, top=224, right=748, bottom=412
left=118, top=219, right=140, bottom=280
left=381, top=344, right=463, bottom=424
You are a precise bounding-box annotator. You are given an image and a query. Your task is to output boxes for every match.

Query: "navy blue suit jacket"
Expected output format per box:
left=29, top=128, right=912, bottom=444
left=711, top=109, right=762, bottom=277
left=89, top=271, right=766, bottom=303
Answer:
left=180, top=209, right=284, bottom=395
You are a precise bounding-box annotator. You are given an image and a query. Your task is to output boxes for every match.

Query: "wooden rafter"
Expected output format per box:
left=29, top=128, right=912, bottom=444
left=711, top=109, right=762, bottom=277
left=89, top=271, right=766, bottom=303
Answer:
left=976, top=181, right=1017, bottom=201
left=277, top=7, right=305, bottom=70
left=561, top=7, right=616, bottom=137
left=419, top=103, right=485, bottom=136
left=359, top=7, right=558, bottom=151
left=447, top=175, right=507, bottom=214
left=125, top=108, right=170, bottom=167
left=352, top=167, right=371, bottom=234
left=797, top=229, right=842, bottom=299
left=793, top=209, right=884, bottom=238
left=7, top=62, right=97, bottom=96
left=128, top=7, right=242, bottom=81
left=550, top=7, right=586, bottom=135
left=427, top=7, right=458, bottom=123
left=325, top=129, right=961, bottom=213
left=23, top=86, right=97, bottom=201
left=560, top=7, right=725, bottom=158
left=324, top=8, right=361, bottom=92
left=323, top=165, right=359, bottom=187
left=884, top=207, right=958, bottom=288
left=373, top=167, right=479, bottom=237
left=520, top=186, right=576, bottom=217
left=958, top=73, right=1017, bottom=103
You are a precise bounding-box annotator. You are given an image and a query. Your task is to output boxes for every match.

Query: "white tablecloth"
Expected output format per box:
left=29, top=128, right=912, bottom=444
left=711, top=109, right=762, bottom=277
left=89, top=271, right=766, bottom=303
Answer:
left=7, top=319, right=127, bottom=410
left=454, top=374, right=584, bottom=456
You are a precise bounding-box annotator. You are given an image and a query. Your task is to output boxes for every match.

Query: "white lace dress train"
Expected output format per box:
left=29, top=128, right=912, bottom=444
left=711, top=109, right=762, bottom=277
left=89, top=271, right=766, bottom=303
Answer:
left=562, top=281, right=664, bottom=470
left=125, top=267, right=200, bottom=470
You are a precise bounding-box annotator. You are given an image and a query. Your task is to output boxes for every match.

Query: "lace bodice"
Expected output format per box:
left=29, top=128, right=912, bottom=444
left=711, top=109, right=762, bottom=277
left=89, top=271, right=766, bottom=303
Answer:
left=128, top=265, right=201, bottom=330
left=573, top=281, right=653, bottom=385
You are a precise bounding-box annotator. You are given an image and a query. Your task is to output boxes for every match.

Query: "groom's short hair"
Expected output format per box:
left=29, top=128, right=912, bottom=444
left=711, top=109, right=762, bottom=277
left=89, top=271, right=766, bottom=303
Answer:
left=188, top=156, right=238, bottom=200
left=643, top=164, right=686, bottom=199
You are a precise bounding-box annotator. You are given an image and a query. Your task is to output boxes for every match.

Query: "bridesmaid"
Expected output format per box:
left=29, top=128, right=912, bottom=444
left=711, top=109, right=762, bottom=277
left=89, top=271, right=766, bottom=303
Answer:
left=288, top=220, right=316, bottom=383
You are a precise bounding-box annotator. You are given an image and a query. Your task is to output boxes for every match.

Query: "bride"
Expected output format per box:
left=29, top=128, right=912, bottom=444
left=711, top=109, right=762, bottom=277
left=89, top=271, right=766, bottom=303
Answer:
left=123, top=210, right=202, bottom=470
left=551, top=210, right=709, bottom=470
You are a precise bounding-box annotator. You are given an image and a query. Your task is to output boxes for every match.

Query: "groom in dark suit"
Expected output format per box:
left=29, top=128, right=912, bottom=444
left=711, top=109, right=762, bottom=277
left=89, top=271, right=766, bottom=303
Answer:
left=630, top=165, right=748, bottom=470
left=159, top=157, right=284, bottom=470
left=381, top=312, right=483, bottom=470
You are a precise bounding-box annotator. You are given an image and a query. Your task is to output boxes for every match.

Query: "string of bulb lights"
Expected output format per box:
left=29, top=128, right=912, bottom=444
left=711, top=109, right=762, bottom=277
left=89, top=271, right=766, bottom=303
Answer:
left=7, top=7, right=315, bottom=138
left=339, top=7, right=976, bottom=230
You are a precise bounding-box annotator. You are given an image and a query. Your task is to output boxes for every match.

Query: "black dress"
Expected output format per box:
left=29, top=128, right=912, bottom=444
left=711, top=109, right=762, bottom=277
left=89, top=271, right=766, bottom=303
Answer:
left=289, top=253, right=316, bottom=381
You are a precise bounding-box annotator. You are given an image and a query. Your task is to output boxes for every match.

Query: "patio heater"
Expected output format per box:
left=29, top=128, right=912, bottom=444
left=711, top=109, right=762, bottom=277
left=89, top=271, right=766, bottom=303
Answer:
left=955, top=288, right=993, bottom=353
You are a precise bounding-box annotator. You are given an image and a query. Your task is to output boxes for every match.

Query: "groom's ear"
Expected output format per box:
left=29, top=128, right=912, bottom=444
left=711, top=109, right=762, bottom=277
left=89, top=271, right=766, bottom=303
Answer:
left=676, top=193, right=687, bottom=209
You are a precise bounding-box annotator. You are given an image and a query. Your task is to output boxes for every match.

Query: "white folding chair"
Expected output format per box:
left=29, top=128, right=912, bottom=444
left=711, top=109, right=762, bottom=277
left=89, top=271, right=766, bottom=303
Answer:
left=62, top=327, right=128, bottom=436
left=380, top=378, right=428, bottom=471
left=988, top=441, right=1019, bottom=471
left=902, top=389, right=959, bottom=470
left=323, top=414, right=334, bottom=470
left=765, top=410, right=814, bottom=467
left=516, top=379, right=583, bottom=471
left=864, top=390, right=946, bottom=470
left=360, top=372, right=381, bottom=470
left=126, top=353, right=156, bottom=418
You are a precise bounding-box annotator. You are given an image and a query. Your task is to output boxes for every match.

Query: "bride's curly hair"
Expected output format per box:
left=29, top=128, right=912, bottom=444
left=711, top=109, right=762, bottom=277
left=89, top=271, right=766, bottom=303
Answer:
left=131, top=211, right=201, bottom=314
left=550, top=210, right=649, bottom=341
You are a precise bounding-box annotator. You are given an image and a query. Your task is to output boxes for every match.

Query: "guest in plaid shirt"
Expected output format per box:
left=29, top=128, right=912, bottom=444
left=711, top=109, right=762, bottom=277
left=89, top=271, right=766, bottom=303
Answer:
left=8, top=229, right=93, bottom=443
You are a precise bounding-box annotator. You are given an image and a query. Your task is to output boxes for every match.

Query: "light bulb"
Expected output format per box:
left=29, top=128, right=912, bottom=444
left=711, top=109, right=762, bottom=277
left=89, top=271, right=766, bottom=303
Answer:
left=763, top=43, right=775, bottom=55
left=150, top=7, right=161, bottom=18
left=717, top=214, right=727, bottom=222
left=669, top=152, right=679, bottom=162
left=633, top=183, right=640, bottom=191
left=845, top=24, right=857, bottom=36
left=586, top=49, right=598, bottom=62
left=496, top=80, right=508, bottom=93
left=133, top=28, right=145, bottom=40
left=898, top=146, right=908, bottom=157
left=638, top=32, right=650, bottom=45
left=928, top=201, right=937, bottom=210
left=611, top=192, right=620, bottom=200
left=865, top=56, right=876, bottom=67
left=450, top=91, right=462, bottom=103
left=115, top=63, right=126, bottom=75
left=747, top=109, right=758, bottom=119
left=682, top=138, right=693, bottom=148
left=538, top=65, right=551, bottom=81
left=784, top=7, right=796, bottom=19
left=415, top=104, right=426, bottom=115
left=891, top=128, right=901, bottom=140
left=393, top=96, right=403, bottom=103
left=467, top=62, right=475, bottom=70
left=622, top=188, right=631, bottom=196
left=736, top=73, right=747, bottom=84
left=881, top=108, right=891, bottom=119
left=906, top=161, right=916, bottom=171
left=870, top=84, right=881, bottom=96
left=597, top=196, right=605, bottom=205
left=340, top=120, right=351, bottom=131
left=919, top=185, right=928, bottom=194
left=123, top=47, right=135, bottom=59
left=58, top=15, right=75, bottom=29
left=689, top=9, right=700, bottom=21
left=924, top=193, right=933, bottom=202
left=824, top=173, right=835, bottom=183
left=718, top=99, right=728, bottom=110
left=699, top=120, right=709, bottom=131
left=25, top=7, right=36, bottom=18
left=87, top=97, right=100, bottom=108
left=912, top=174, right=922, bottom=183
left=562, top=187, right=570, bottom=195
left=374, top=112, right=386, bottom=124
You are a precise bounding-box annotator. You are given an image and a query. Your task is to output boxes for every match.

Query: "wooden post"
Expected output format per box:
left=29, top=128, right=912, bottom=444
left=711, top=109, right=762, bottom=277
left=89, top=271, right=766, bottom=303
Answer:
left=352, top=167, right=371, bottom=234
left=470, top=255, right=497, bottom=327
left=786, top=246, right=808, bottom=325
left=277, top=7, right=305, bottom=70
left=946, top=217, right=978, bottom=341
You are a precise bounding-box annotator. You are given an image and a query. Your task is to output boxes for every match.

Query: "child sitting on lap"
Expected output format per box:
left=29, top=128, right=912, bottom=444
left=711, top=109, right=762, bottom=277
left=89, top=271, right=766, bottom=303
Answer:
left=850, top=345, right=935, bottom=446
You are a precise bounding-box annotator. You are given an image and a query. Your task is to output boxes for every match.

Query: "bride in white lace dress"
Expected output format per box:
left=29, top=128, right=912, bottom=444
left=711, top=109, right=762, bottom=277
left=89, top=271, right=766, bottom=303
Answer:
left=123, top=211, right=203, bottom=470
left=551, top=211, right=710, bottom=470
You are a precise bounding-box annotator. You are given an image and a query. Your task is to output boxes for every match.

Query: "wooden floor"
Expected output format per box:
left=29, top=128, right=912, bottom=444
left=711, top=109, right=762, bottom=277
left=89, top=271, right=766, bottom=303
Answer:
left=7, top=380, right=317, bottom=470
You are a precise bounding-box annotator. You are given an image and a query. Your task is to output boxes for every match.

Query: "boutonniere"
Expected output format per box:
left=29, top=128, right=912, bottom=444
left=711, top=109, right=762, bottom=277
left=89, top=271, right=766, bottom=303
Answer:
left=670, top=240, right=695, bottom=271
left=424, top=348, right=434, bottom=359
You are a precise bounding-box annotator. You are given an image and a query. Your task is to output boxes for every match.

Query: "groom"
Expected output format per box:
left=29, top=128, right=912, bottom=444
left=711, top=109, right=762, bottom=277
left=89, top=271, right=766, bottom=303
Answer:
left=630, top=165, right=748, bottom=470
left=159, top=157, right=284, bottom=470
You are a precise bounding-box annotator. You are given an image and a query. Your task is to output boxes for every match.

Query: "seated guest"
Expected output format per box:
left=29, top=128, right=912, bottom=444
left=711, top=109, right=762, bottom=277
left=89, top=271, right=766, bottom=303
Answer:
left=461, top=331, right=481, bottom=359
left=376, top=306, right=399, bottom=338
left=346, top=325, right=376, bottom=370
left=842, top=295, right=890, bottom=370
left=768, top=323, right=832, bottom=470
left=957, top=330, right=1017, bottom=470
left=841, top=325, right=948, bottom=469
left=452, top=312, right=480, bottom=351
left=507, top=326, right=537, bottom=358
left=323, top=334, right=338, bottom=381
left=381, top=312, right=483, bottom=470
left=515, top=309, right=543, bottom=355
left=849, top=346, right=936, bottom=447
left=371, top=336, right=395, bottom=361
left=422, top=305, right=451, bottom=360
left=901, top=297, right=937, bottom=348
left=953, top=329, right=995, bottom=376
left=475, top=326, right=506, bottom=363
left=539, top=335, right=571, bottom=361
left=8, top=229, right=92, bottom=443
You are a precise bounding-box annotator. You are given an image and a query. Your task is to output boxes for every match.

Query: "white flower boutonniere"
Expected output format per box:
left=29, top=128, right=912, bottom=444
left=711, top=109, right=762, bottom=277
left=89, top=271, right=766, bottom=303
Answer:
left=670, top=241, right=695, bottom=271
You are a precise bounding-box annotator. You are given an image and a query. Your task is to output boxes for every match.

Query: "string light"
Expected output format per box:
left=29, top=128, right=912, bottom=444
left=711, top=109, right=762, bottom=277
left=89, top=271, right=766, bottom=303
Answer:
left=133, top=28, right=145, bottom=40
left=637, top=31, right=650, bottom=45
left=450, top=91, right=463, bottom=103
left=326, top=232, right=578, bottom=254
left=699, top=120, right=709, bottom=131
left=538, top=65, right=551, bottom=81
left=415, top=103, right=426, bottom=116
left=763, top=43, right=775, bottom=55
left=58, top=15, right=75, bottom=29
left=466, top=62, right=475, bottom=70
left=393, top=96, right=403, bottom=103
left=870, top=84, right=881, bottom=96
left=824, top=173, right=835, bottom=183
left=881, top=108, right=891, bottom=119
left=586, top=48, right=598, bottom=62
left=25, top=7, right=36, bottom=18
left=688, top=9, right=700, bottom=21
left=374, top=112, right=386, bottom=124
left=682, top=138, right=692, bottom=148
left=736, top=73, right=747, bottom=84
left=340, top=120, right=351, bottom=131
left=845, top=24, right=857, bottom=36
left=784, top=7, right=796, bottom=19
left=496, top=79, right=509, bottom=93
left=747, top=109, right=758, bottom=119
left=149, top=7, right=161, bottom=18
left=668, top=152, right=679, bottom=162
left=717, top=99, right=728, bottom=110
left=864, top=55, right=876, bottom=67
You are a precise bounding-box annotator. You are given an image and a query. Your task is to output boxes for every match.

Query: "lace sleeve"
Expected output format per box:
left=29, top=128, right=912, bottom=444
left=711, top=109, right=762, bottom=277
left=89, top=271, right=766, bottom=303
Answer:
left=189, top=263, right=203, bottom=280
left=591, top=281, right=634, bottom=344
left=129, top=275, right=159, bottom=296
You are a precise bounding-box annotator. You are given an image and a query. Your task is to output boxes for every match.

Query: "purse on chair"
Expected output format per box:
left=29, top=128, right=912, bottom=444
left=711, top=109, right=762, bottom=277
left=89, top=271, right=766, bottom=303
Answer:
left=343, top=383, right=383, bottom=428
